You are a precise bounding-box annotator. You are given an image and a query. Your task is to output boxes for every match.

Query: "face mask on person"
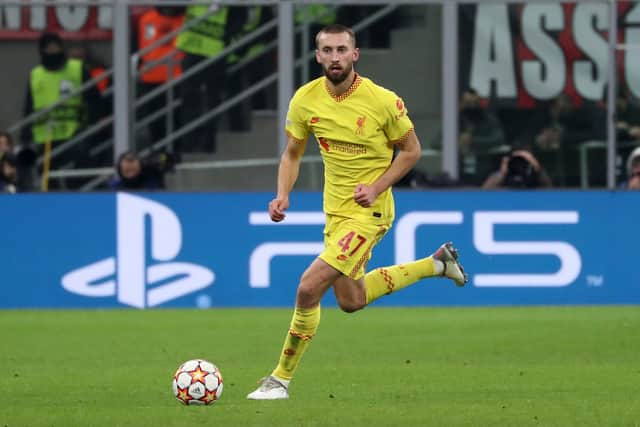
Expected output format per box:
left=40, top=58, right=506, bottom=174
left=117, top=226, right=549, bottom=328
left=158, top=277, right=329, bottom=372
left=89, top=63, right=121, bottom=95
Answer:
left=41, top=52, right=67, bottom=70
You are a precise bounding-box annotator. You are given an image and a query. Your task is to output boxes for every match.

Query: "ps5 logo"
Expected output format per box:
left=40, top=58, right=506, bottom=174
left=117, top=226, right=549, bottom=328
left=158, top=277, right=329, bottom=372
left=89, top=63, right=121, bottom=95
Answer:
left=62, top=193, right=215, bottom=308
left=249, top=210, right=582, bottom=288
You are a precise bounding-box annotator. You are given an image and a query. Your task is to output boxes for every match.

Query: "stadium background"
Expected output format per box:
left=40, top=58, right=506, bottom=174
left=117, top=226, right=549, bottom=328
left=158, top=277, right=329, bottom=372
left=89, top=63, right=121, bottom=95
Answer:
left=0, top=0, right=637, bottom=308
left=1, top=3, right=639, bottom=426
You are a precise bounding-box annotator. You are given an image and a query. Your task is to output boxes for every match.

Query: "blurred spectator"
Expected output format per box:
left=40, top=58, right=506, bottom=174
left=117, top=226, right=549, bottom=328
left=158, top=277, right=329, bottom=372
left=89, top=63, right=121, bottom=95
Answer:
left=615, top=87, right=640, bottom=143
left=458, top=88, right=506, bottom=185
left=21, top=32, right=108, bottom=189
left=135, top=6, right=185, bottom=146
left=68, top=43, right=113, bottom=167
left=459, top=88, right=506, bottom=153
left=482, top=149, right=552, bottom=189
left=175, top=3, right=246, bottom=153
left=108, top=150, right=177, bottom=191
left=0, top=131, right=14, bottom=160
left=0, top=131, right=37, bottom=192
left=534, top=94, right=603, bottom=150
left=534, top=94, right=605, bottom=186
left=621, top=146, right=640, bottom=190
left=68, top=44, right=111, bottom=95
left=0, top=153, right=19, bottom=194
left=226, top=5, right=276, bottom=132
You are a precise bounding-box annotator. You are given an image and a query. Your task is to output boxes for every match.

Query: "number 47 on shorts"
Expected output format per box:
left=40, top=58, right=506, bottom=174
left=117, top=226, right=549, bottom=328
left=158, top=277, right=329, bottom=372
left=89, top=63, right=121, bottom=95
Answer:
left=337, top=231, right=367, bottom=258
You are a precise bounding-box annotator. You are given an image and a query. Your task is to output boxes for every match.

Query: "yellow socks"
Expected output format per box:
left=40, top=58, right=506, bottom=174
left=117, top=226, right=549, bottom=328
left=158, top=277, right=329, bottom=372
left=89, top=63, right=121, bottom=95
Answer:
left=270, top=258, right=439, bottom=381
left=272, top=305, right=321, bottom=381
left=269, top=258, right=439, bottom=382
left=365, top=257, right=438, bottom=304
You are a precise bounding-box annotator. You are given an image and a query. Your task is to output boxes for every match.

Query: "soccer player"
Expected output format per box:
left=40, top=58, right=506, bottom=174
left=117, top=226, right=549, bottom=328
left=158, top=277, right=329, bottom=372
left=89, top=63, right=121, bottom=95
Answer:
left=247, top=24, right=467, bottom=400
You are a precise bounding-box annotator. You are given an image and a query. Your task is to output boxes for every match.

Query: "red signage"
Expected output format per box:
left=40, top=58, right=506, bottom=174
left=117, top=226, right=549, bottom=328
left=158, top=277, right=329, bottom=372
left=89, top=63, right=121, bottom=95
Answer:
left=461, top=2, right=640, bottom=106
left=0, top=5, right=148, bottom=40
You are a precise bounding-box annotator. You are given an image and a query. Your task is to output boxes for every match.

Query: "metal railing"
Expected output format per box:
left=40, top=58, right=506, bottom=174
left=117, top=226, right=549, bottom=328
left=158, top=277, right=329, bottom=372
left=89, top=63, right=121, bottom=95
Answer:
left=3, top=0, right=625, bottom=191
left=50, top=147, right=442, bottom=180
left=10, top=3, right=352, bottom=191
left=7, top=4, right=220, bottom=140
left=72, top=4, right=398, bottom=191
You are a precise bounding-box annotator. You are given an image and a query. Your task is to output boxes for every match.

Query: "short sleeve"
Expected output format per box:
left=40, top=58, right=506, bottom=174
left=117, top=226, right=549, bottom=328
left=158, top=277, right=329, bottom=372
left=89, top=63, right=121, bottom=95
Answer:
left=285, top=92, right=309, bottom=142
left=381, top=91, right=414, bottom=143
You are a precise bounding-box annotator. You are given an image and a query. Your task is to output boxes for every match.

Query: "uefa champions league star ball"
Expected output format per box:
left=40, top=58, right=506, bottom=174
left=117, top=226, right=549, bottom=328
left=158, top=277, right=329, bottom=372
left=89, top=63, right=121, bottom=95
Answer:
left=172, top=359, right=223, bottom=405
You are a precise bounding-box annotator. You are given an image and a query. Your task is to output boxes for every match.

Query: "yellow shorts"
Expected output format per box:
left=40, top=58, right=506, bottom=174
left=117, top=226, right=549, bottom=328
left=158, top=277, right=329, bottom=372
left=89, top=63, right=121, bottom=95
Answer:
left=319, top=215, right=389, bottom=280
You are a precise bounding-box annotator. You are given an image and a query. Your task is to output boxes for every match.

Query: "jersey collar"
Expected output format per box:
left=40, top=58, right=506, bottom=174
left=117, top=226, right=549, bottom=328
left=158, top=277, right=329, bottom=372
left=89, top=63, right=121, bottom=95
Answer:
left=324, top=73, right=363, bottom=102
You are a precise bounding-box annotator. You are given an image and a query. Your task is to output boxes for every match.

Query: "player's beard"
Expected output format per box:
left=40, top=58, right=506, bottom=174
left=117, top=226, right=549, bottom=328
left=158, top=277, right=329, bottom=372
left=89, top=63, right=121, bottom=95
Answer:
left=323, top=62, right=353, bottom=85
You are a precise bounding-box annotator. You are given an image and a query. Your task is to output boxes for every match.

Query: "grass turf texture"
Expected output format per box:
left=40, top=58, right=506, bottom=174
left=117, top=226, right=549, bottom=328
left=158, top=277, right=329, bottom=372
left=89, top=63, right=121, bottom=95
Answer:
left=1, top=307, right=639, bottom=427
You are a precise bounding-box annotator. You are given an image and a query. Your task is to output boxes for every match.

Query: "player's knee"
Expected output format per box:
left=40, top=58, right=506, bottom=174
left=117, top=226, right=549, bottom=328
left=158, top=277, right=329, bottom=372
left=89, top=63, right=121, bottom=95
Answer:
left=296, top=282, right=320, bottom=307
left=337, top=299, right=365, bottom=313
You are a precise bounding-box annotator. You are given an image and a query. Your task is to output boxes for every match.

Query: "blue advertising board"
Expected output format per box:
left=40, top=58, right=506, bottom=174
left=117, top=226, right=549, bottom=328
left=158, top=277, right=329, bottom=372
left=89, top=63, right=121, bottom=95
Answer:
left=0, top=191, right=638, bottom=308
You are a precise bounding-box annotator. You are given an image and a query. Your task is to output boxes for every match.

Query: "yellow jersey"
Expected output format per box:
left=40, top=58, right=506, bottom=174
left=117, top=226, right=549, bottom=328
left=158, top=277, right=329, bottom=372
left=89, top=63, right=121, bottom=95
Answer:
left=285, top=74, right=414, bottom=225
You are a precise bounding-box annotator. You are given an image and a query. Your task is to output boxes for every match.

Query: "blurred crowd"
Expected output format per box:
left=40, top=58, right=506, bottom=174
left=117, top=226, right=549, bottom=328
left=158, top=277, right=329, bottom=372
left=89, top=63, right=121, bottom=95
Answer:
left=406, top=85, right=640, bottom=191
left=1, top=3, right=639, bottom=194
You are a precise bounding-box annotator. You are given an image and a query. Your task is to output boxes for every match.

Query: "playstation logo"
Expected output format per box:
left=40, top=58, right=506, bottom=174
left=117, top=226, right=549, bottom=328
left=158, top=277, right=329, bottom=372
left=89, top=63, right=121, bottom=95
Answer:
left=62, top=193, right=215, bottom=308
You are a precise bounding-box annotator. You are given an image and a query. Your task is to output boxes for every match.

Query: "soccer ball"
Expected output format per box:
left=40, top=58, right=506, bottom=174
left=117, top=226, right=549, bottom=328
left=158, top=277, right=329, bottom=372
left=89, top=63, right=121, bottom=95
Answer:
left=172, top=359, right=223, bottom=405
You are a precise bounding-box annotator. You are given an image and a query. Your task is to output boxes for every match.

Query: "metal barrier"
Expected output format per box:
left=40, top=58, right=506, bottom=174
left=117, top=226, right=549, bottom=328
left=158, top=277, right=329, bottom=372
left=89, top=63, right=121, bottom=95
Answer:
left=6, top=2, right=359, bottom=191
left=3, top=1, right=624, bottom=190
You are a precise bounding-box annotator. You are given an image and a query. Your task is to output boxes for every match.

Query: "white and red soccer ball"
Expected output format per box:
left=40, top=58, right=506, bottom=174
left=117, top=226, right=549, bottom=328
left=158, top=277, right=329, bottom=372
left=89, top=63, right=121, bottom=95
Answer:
left=172, top=359, right=223, bottom=406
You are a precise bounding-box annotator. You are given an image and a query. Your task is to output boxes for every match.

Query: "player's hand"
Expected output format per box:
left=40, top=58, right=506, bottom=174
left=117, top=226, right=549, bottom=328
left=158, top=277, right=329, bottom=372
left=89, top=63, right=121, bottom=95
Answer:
left=354, top=183, right=378, bottom=207
left=269, top=197, right=289, bottom=222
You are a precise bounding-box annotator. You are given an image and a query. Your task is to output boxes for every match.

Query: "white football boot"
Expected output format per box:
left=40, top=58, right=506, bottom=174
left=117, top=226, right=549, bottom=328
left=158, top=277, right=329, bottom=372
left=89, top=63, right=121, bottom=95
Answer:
left=432, top=242, right=468, bottom=286
left=247, top=376, right=289, bottom=400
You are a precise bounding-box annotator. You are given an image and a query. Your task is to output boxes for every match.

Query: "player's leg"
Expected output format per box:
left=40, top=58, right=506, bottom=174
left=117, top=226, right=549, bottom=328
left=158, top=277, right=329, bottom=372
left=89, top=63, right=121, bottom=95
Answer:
left=247, top=258, right=340, bottom=400
left=319, top=217, right=385, bottom=312
left=331, top=249, right=438, bottom=312
left=363, top=242, right=468, bottom=305
left=271, top=258, right=339, bottom=381
left=327, top=214, right=468, bottom=309
left=332, top=275, right=366, bottom=312
left=331, top=241, right=467, bottom=310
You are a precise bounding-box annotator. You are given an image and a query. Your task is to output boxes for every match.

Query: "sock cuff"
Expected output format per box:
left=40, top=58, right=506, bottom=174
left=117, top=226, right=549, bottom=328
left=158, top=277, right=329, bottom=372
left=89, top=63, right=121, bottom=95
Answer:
left=290, top=304, right=321, bottom=338
left=294, top=305, right=320, bottom=317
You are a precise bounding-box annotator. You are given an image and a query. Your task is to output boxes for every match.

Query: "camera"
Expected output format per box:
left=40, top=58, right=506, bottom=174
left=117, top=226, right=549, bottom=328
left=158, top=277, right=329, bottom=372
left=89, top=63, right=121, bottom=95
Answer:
left=504, top=154, right=539, bottom=188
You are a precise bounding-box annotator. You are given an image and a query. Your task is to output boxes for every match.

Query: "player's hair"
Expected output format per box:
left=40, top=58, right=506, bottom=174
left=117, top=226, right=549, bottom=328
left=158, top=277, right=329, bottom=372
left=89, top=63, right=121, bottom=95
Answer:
left=315, top=24, right=357, bottom=48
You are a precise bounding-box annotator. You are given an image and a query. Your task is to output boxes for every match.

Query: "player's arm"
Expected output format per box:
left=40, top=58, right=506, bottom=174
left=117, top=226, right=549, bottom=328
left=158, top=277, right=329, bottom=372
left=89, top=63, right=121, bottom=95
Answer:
left=373, top=129, right=421, bottom=192
left=354, top=130, right=421, bottom=207
left=269, top=134, right=307, bottom=222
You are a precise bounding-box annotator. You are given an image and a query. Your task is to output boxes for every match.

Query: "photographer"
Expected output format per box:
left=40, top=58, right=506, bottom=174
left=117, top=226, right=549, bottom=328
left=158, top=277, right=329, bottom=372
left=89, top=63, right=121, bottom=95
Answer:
left=0, top=131, right=38, bottom=192
left=0, top=153, right=19, bottom=194
left=0, top=131, right=13, bottom=159
left=108, top=150, right=177, bottom=191
left=621, top=147, right=640, bottom=190
left=482, top=149, right=552, bottom=189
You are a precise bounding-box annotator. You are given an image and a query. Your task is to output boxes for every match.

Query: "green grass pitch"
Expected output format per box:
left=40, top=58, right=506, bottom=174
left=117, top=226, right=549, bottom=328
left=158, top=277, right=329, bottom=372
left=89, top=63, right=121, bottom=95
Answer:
left=1, top=307, right=639, bottom=427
